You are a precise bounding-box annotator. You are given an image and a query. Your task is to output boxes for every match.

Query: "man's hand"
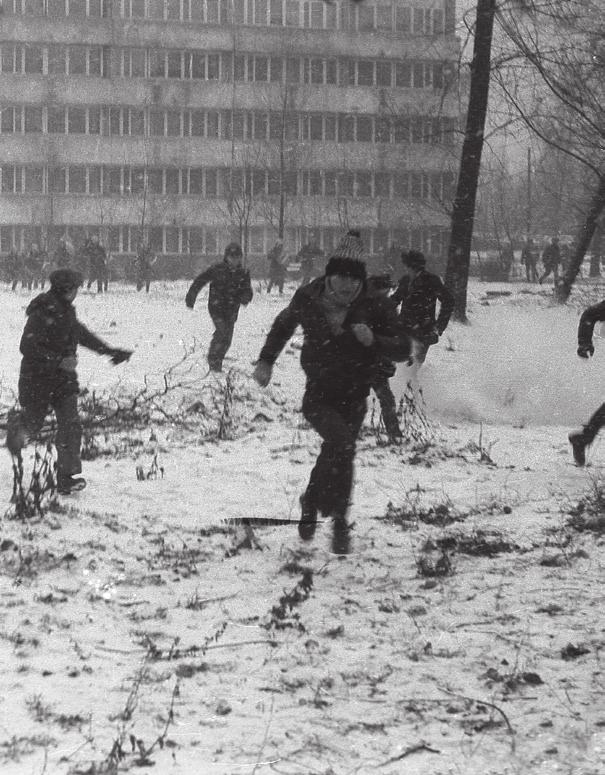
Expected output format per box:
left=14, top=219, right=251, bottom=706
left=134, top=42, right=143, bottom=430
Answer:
left=253, top=360, right=273, bottom=387
left=351, top=323, right=374, bottom=347
left=185, top=298, right=194, bottom=309
left=59, top=356, right=78, bottom=372
left=578, top=343, right=595, bottom=359
left=109, top=348, right=133, bottom=365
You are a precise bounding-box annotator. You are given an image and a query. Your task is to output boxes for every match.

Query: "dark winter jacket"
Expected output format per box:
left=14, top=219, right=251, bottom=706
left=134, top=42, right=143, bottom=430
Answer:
left=258, top=277, right=410, bottom=401
left=542, top=243, right=561, bottom=269
left=82, top=241, right=107, bottom=271
left=578, top=300, right=605, bottom=350
left=53, top=244, right=72, bottom=269
left=185, top=260, right=253, bottom=319
left=391, top=269, right=454, bottom=340
left=135, top=247, right=155, bottom=277
left=19, top=290, right=111, bottom=398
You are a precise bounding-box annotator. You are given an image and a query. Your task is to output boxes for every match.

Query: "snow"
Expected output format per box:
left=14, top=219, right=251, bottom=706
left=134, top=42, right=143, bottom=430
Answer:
left=0, top=278, right=604, bottom=775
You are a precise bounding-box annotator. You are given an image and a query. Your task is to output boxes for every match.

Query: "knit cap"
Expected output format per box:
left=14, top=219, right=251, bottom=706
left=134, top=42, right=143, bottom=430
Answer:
left=325, top=230, right=366, bottom=281
left=49, top=268, right=84, bottom=292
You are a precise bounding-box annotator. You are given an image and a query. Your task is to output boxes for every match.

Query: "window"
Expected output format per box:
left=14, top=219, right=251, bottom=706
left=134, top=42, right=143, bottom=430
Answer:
left=393, top=172, right=409, bottom=197
left=129, top=109, right=145, bottom=135
left=376, top=61, right=391, bottom=87
left=89, top=166, right=101, bottom=193
left=207, top=111, right=219, bottom=138
left=376, top=4, right=392, bottom=30
left=166, top=111, right=181, bottom=136
left=165, top=227, right=179, bottom=253
left=411, top=117, right=423, bottom=143
left=2, top=44, right=21, bottom=74
left=24, top=0, right=44, bottom=14
left=395, top=6, right=410, bottom=32
left=68, top=46, right=87, bottom=75
left=310, top=114, right=323, bottom=140
left=326, top=59, right=336, bottom=84
left=270, top=57, right=283, bottom=82
left=357, top=4, right=373, bottom=29
left=207, top=53, right=219, bottom=79
left=167, top=51, right=182, bottom=78
left=339, top=114, right=355, bottom=142
left=357, top=60, right=374, bottom=86
left=413, top=7, right=425, bottom=34
left=189, top=168, right=203, bottom=194
left=286, top=57, right=299, bottom=83
left=374, top=172, right=390, bottom=197
left=130, top=48, right=146, bottom=77
left=166, top=0, right=181, bottom=19
left=411, top=172, right=423, bottom=198
left=338, top=171, right=354, bottom=197
left=254, top=56, right=268, bottom=81
left=433, top=63, right=443, bottom=89
left=149, top=51, right=165, bottom=78
left=89, top=47, right=103, bottom=76
left=129, top=167, right=145, bottom=194
left=270, top=0, right=282, bottom=25
left=323, top=171, right=336, bottom=196
left=48, top=167, right=66, bottom=193
left=324, top=114, right=336, bottom=140
left=165, top=168, right=180, bottom=194
left=147, top=169, right=163, bottom=194
left=188, top=228, right=204, bottom=251
left=48, top=45, right=66, bottom=74
left=253, top=112, right=267, bottom=139
left=47, top=0, right=66, bottom=15
left=67, top=0, right=86, bottom=15
left=206, top=169, right=218, bottom=197
left=310, top=58, right=323, bottom=84
left=232, top=0, right=245, bottom=23
left=285, top=0, right=298, bottom=25
left=190, top=110, right=204, bottom=137
left=252, top=170, right=266, bottom=195
left=88, top=107, right=101, bottom=134
left=395, top=61, right=411, bottom=87
left=2, top=166, right=17, bottom=193
left=69, top=167, right=87, bottom=193
left=67, top=106, right=86, bottom=133
left=375, top=116, right=390, bottom=143
left=433, top=8, right=444, bottom=34
left=148, top=0, right=164, bottom=19
left=109, top=107, right=121, bottom=135
left=254, top=0, right=267, bottom=24
left=207, top=0, right=220, bottom=22
left=394, top=117, right=409, bottom=143
left=413, top=63, right=425, bottom=87
left=24, top=106, right=43, bottom=133
left=356, top=172, right=371, bottom=197
left=150, top=110, right=165, bottom=136
left=356, top=115, right=372, bottom=142
left=309, top=1, right=323, bottom=28
left=24, top=45, right=43, bottom=74
left=308, top=170, right=322, bottom=195
left=1, top=107, right=18, bottom=133
left=191, top=52, right=205, bottom=79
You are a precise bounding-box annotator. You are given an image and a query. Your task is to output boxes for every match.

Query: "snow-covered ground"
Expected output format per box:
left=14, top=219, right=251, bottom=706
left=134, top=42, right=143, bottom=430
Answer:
left=0, top=278, right=603, bottom=775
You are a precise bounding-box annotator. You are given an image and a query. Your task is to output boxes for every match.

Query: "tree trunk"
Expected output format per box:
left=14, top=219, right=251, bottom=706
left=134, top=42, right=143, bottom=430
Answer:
left=589, top=220, right=603, bottom=277
left=444, top=0, right=496, bottom=322
left=555, top=174, right=605, bottom=303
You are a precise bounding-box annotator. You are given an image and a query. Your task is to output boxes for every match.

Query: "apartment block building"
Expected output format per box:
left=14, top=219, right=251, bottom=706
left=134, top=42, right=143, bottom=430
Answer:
left=0, top=0, right=460, bottom=275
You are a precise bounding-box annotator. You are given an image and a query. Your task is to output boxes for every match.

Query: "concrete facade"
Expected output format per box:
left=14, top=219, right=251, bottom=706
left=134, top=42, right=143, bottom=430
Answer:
left=0, top=0, right=460, bottom=276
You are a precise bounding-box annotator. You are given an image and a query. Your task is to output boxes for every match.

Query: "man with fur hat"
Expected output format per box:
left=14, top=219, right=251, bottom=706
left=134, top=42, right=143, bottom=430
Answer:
left=392, top=249, right=454, bottom=365
left=253, top=230, right=410, bottom=554
left=185, top=242, right=253, bottom=372
left=6, top=268, right=133, bottom=494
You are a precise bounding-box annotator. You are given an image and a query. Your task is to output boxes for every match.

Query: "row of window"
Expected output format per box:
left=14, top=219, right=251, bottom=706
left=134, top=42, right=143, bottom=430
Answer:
left=1, top=223, right=449, bottom=258
left=0, top=44, right=451, bottom=90
left=0, top=105, right=458, bottom=146
left=2, top=1, right=454, bottom=35
left=0, top=164, right=456, bottom=200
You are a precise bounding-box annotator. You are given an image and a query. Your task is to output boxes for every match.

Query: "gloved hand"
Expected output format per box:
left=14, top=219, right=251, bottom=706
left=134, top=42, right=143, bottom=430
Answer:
left=351, top=323, right=374, bottom=347
left=185, top=294, right=195, bottom=309
left=59, top=356, right=78, bottom=372
left=109, top=348, right=133, bottom=365
left=577, top=343, right=594, bottom=359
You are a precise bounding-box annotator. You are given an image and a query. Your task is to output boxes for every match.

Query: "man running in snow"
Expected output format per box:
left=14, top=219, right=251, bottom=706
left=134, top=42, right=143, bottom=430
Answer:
left=391, top=250, right=454, bottom=364
left=253, top=231, right=410, bottom=554
left=6, top=268, right=132, bottom=494
left=83, top=234, right=109, bottom=293
left=568, top=299, right=605, bottom=465
left=185, top=242, right=253, bottom=373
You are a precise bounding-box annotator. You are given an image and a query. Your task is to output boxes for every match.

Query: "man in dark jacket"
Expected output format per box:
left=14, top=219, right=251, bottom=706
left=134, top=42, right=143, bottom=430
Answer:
left=267, top=240, right=287, bottom=294
left=253, top=231, right=410, bottom=554
left=52, top=237, right=72, bottom=270
left=6, top=268, right=132, bottom=494
left=185, top=242, right=253, bottom=372
left=539, top=236, right=561, bottom=285
left=521, top=238, right=538, bottom=283
left=568, top=299, right=605, bottom=466
left=83, top=234, right=109, bottom=293
left=5, top=246, right=22, bottom=291
left=297, top=242, right=323, bottom=287
left=391, top=250, right=454, bottom=364
left=135, top=241, right=155, bottom=293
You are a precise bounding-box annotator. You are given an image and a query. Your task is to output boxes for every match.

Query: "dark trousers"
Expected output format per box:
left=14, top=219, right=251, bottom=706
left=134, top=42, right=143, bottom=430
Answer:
left=16, top=387, right=82, bottom=479
left=582, top=403, right=605, bottom=444
left=208, top=313, right=236, bottom=371
left=302, top=389, right=366, bottom=519
left=525, top=261, right=538, bottom=282
left=88, top=266, right=108, bottom=293
left=372, top=379, right=401, bottom=439
left=136, top=274, right=151, bottom=293
left=539, top=265, right=559, bottom=284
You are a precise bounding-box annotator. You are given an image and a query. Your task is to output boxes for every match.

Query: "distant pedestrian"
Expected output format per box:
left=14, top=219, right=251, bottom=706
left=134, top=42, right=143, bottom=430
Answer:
left=366, top=274, right=403, bottom=443
left=267, top=240, right=287, bottom=294
left=185, top=242, right=253, bottom=372
left=391, top=250, right=454, bottom=365
left=297, top=242, right=323, bottom=287
left=83, top=234, right=109, bottom=293
left=568, top=299, right=605, bottom=466
left=24, top=243, right=46, bottom=290
left=539, top=236, right=561, bottom=285
left=135, top=242, right=156, bottom=293
left=5, top=268, right=132, bottom=494
left=5, top=246, right=21, bottom=291
left=52, top=237, right=72, bottom=271
left=521, top=238, right=538, bottom=283
left=253, top=230, right=410, bottom=554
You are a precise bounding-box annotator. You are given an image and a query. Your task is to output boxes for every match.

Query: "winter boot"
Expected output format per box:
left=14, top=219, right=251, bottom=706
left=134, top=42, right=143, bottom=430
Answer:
left=57, top=475, right=87, bottom=495
left=298, top=494, right=318, bottom=541
left=331, top=514, right=351, bottom=555
left=6, top=410, right=26, bottom=456
left=568, top=431, right=588, bottom=467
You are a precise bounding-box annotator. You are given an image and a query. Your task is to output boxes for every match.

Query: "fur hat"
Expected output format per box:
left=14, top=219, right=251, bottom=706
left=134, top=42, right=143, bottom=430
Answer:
left=49, top=268, right=84, bottom=292
left=402, top=249, right=426, bottom=270
left=224, top=241, right=243, bottom=258
left=325, top=230, right=366, bottom=281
